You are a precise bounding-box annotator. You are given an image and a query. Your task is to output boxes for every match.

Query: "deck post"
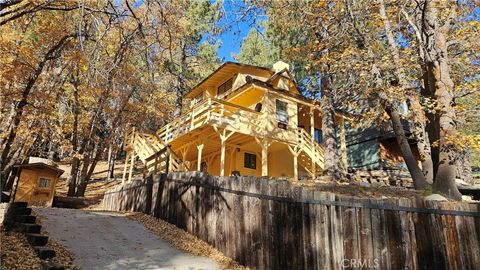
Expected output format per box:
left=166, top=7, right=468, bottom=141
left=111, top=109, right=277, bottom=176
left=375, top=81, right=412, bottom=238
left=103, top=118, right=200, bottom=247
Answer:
left=254, top=137, right=270, bottom=177
left=122, top=152, right=129, bottom=184
left=310, top=107, right=316, bottom=178
left=128, top=153, right=135, bottom=182
left=213, top=126, right=234, bottom=177
left=340, top=116, right=348, bottom=172
left=220, top=140, right=226, bottom=176
left=165, top=146, right=171, bottom=173
left=293, top=153, right=298, bottom=181
left=197, top=142, right=204, bottom=171
left=261, top=142, right=268, bottom=177
left=287, top=145, right=300, bottom=181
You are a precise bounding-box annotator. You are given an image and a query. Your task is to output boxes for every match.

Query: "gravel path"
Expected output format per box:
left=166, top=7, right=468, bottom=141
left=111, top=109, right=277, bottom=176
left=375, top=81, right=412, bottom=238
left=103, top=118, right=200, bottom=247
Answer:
left=35, top=208, right=219, bottom=270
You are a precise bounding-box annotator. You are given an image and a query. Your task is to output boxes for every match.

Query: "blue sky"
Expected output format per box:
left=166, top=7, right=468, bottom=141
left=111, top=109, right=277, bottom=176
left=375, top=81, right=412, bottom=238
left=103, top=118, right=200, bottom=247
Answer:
left=215, top=1, right=265, bottom=61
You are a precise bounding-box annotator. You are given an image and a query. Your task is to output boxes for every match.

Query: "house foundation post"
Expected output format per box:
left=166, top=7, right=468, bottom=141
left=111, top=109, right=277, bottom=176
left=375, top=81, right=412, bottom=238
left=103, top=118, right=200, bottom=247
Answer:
left=220, top=140, right=226, bottom=176
left=261, top=142, right=268, bottom=177
left=255, top=137, right=270, bottom=177
left=128, top=153, right=135, bottom=182
left=122, top=152, right=129, bottom=184
left=197, top=142, right=204, bottom=171
left=287, top=145, right=300, bottom=181
left=214, top=126, right=234, bottom=177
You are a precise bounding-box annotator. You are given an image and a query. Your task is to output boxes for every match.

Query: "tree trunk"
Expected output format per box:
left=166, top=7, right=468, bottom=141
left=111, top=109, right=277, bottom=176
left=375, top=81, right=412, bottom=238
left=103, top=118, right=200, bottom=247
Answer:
left=386, top=107, right=429, bottom=189
left=107, top=145, right=116, bottom=180
left=173, top=80, right=185, bottom=118
left=421, top=2, right=462, bottom=200
left=75, top=153, right=91, bottom=197
left=76, top=145, right=103, bottom=197
left=320, top=76, right=341, bottom=179
left=378, top=0, right=434, bottom=183
left=67, top=156, right=80, bottom=196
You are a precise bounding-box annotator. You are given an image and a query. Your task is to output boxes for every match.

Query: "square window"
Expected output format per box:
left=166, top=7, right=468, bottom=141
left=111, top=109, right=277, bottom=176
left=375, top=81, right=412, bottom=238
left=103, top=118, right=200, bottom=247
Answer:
left=244, top=153, right=256, bottom=169
left=38, top=177, right=52, bottom=189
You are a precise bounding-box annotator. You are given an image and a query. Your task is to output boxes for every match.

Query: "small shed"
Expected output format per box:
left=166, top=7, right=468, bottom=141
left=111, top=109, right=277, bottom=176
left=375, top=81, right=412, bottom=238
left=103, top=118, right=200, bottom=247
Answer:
left=12, top=163, right=64, bottom=207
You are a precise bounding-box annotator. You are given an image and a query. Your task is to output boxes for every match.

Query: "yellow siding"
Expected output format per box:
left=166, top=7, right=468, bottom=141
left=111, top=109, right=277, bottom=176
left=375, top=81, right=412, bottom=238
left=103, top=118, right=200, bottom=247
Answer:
left=15, top=168, right=58, bottom=207
left=127, top=61, right=332, bottom=182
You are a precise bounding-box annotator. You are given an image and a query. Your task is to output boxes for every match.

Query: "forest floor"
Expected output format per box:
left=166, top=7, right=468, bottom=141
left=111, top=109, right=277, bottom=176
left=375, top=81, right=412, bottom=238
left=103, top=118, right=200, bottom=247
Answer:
left=55, top=161, right=126, bottom=209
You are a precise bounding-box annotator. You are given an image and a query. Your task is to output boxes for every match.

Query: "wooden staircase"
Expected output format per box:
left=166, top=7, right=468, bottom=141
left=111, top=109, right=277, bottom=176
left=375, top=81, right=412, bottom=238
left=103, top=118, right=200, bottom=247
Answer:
left=123, top=128, right=180, bottom=182
left=296, top=128, right=324, bottom=178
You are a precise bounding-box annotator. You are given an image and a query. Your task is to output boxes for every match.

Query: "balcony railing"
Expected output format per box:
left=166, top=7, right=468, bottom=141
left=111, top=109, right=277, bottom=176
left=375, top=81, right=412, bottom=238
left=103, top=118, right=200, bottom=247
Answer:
left=157, top=97, right=263, bottom=144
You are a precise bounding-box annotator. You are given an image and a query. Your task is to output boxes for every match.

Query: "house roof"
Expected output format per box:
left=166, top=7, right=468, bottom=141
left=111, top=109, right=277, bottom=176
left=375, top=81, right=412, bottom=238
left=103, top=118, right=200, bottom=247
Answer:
left=185, top=62, right=274, bottom=98
left=13, top=162, right=64, bottom=176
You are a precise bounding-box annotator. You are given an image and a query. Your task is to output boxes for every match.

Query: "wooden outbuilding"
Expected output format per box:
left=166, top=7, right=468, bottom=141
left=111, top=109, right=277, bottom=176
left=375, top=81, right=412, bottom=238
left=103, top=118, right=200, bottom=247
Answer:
left=12, top=163, right=64, bottom=207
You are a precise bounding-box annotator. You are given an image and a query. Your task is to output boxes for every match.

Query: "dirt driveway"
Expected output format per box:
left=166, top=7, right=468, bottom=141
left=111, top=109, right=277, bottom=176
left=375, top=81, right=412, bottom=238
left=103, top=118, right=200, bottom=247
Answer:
left=35, top=208, right=218, bottom=270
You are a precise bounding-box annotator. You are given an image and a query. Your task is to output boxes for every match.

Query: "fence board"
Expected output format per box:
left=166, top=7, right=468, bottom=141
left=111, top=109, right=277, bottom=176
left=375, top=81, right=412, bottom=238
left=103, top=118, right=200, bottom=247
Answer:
left=103, top=173, right=480, bottom=270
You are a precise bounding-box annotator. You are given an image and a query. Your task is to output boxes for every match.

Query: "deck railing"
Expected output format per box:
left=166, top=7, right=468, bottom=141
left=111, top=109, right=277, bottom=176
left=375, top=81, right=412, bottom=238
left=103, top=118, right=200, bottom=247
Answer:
left=297, top=127, right=325, bottom=167
left=157, top=97, right=263, bottom=143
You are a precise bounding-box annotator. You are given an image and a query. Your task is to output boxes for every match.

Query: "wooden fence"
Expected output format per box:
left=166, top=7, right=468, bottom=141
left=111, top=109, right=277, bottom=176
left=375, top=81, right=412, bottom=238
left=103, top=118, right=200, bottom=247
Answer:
left=103, top=172, right=480, bottom=270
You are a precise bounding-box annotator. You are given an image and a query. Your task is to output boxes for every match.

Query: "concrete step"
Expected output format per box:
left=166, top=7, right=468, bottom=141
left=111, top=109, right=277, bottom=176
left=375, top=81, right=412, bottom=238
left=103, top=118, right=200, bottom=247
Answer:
left=13, top=214, right=36, bottom=224
left=10, top=207, right=32, bottom=216
left=34, top=246, right=56, bottom=259
left=26, top=233, right=48, bottom=246
left=41, top=261, right=64, bottom=270
left=14, top=222, right=41, bottom=234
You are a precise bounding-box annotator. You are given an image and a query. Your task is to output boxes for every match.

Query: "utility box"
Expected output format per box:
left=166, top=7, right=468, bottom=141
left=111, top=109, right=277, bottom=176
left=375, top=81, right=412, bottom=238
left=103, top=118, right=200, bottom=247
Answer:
left=12, top=163, right=64, bottom=207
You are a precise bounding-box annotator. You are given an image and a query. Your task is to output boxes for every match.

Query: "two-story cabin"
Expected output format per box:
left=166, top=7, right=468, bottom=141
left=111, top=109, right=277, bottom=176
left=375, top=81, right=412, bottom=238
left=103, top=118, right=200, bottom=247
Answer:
left=123, top=61, right=349, bottom=182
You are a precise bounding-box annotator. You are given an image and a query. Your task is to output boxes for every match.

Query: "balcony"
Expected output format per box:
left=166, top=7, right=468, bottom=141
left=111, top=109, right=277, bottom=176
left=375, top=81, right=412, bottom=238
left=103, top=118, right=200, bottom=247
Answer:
left=157, top=97, right=264, bottom=144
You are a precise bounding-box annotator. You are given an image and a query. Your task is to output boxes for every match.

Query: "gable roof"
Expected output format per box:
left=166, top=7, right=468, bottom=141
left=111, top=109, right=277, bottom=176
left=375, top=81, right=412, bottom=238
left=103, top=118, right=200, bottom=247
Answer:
left=185, top=62, right=273, bottom=98
left=13, top=162, right=64, bottom=176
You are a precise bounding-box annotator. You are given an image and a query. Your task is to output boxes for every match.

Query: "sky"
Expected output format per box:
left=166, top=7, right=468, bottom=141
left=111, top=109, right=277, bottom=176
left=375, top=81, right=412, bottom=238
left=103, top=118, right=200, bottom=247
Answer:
left=215, top=1, right=265, bottom=61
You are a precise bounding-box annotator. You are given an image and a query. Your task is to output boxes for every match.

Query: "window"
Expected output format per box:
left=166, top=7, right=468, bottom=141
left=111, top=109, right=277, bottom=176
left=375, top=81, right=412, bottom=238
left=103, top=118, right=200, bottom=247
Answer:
left=217, top=78, right=233, bottom=96
left=314, top=128, right=323, bottom=144
left=254, top=103, right=263, bottom=112
left=244, top=153, right=256, bottom=169
left=276, top=100, right=288, bottom=124
left=38, top=177, right=52, bottom=189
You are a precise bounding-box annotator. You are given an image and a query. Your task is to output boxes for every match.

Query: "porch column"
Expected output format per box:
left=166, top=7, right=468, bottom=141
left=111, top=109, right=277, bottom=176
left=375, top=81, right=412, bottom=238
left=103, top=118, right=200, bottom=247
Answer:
left=340, top=117, right=348, bottom=172
left=287, top=145, right=300, bottom=181
left=197, top=143, right=204, bottom=171
left=220, top=140, right=226, bottom=176
left=254, top=137, right=270, bottom=177
left=214, top=126, right=234, bottom=177
left=293, top=153, right=298, bottom=181
left=261, top=143, right=268, bottom=177
left=310, top=107, right=316, bottom=178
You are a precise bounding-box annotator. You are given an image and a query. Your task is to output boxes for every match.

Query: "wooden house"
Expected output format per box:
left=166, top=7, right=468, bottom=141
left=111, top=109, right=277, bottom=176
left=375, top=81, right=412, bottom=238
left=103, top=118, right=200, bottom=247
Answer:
left=345, top=119, right=421, bottom=170
left=12, top=162, right=64, bottom=207
left=123, top=61, right=350, bottom=182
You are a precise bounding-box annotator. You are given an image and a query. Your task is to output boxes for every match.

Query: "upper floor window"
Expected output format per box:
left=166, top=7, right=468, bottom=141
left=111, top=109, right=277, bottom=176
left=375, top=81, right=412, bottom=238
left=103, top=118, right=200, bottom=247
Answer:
left=276, top=99, right=288, bottom=124
left=217, top=78, right=233, bottom=96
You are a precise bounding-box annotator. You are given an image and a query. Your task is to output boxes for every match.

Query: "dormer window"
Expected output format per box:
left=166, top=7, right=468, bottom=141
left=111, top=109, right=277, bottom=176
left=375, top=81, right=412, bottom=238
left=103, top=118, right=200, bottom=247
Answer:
left=217, top=77, right=233, bottom=96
